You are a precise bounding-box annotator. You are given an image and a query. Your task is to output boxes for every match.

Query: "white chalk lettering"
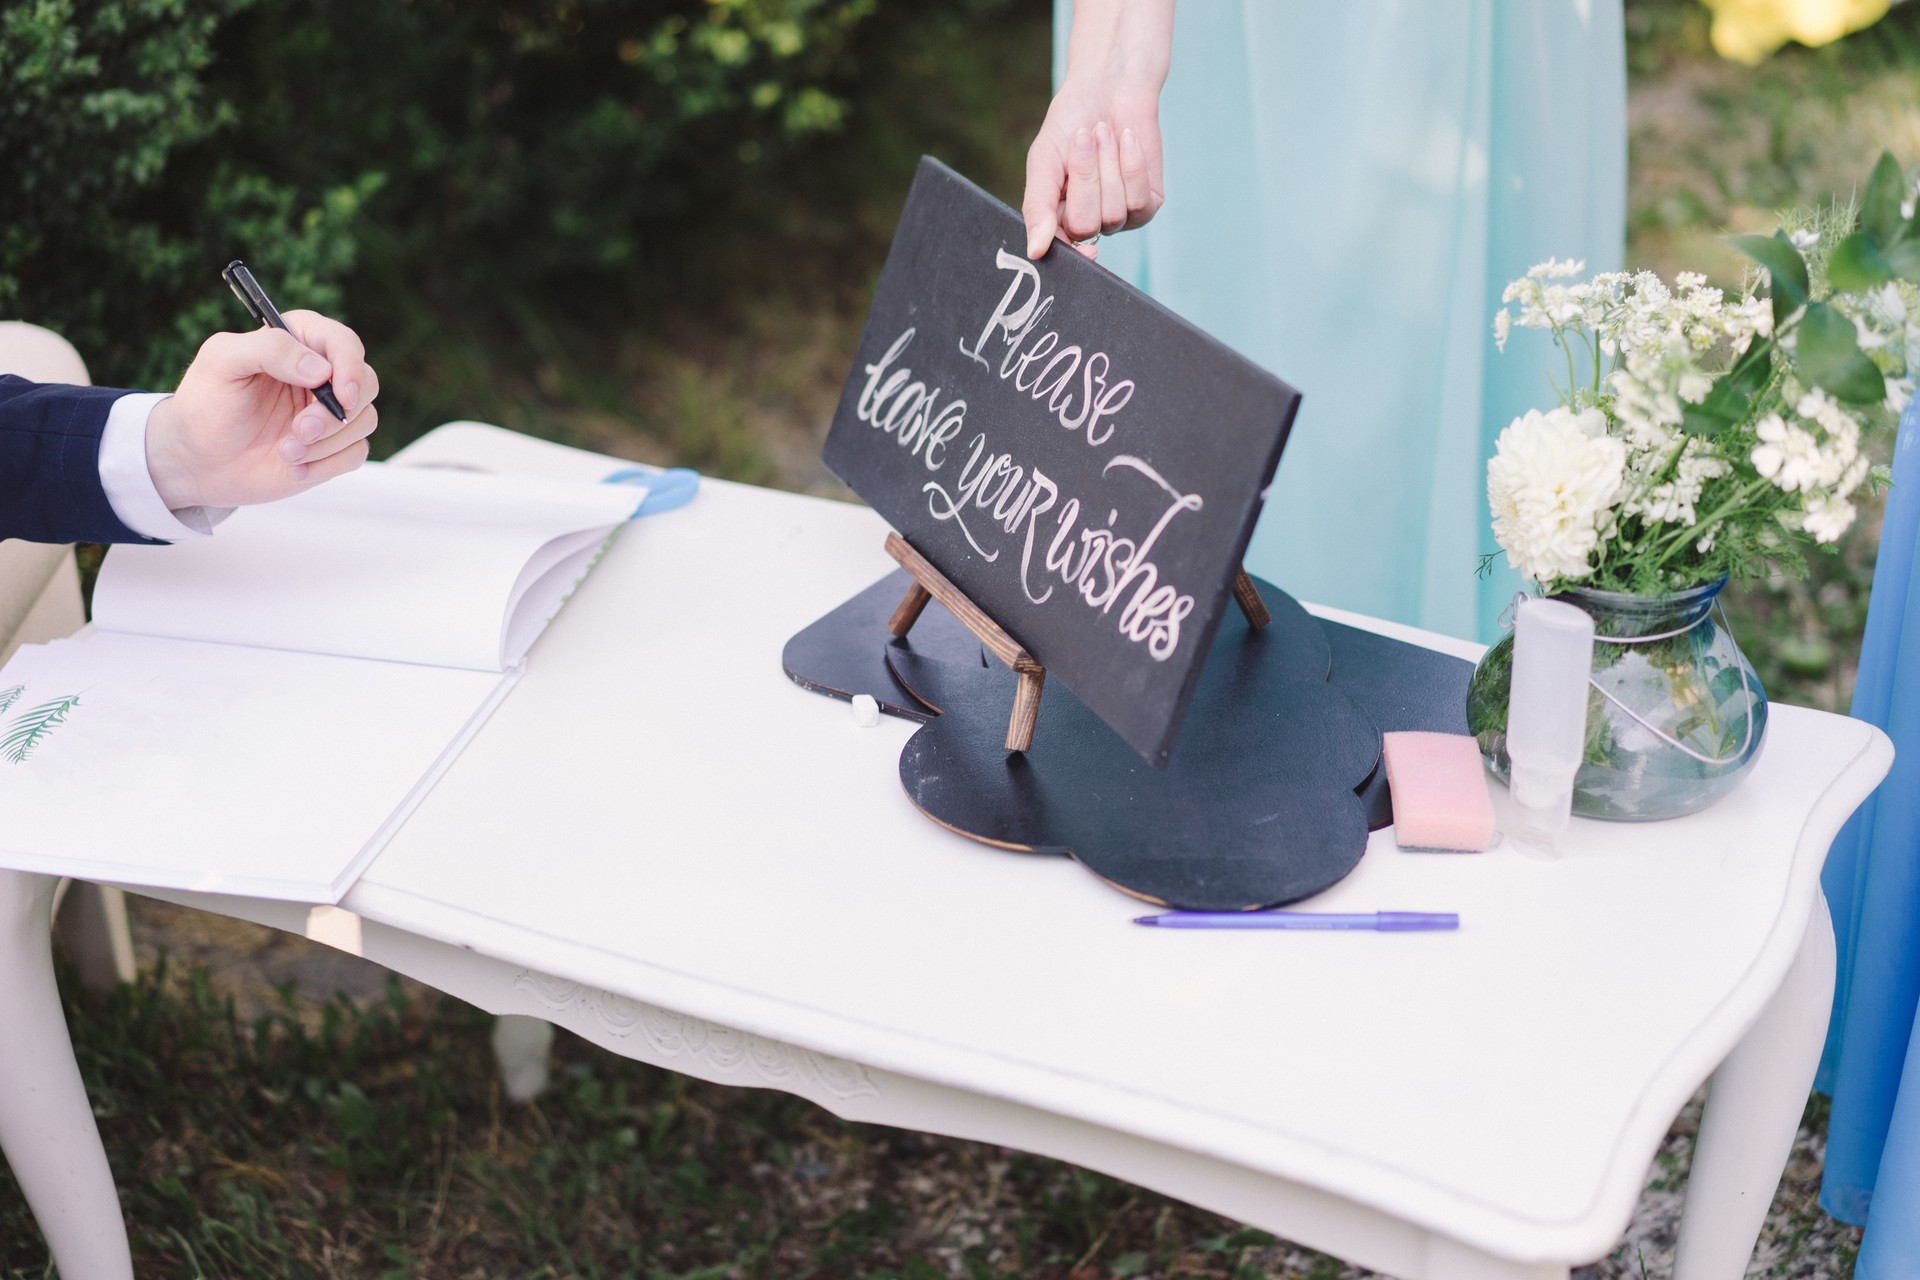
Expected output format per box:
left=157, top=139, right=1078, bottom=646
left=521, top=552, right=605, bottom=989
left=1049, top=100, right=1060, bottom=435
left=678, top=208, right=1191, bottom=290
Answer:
left=957, top=249, right=1045, bottom=368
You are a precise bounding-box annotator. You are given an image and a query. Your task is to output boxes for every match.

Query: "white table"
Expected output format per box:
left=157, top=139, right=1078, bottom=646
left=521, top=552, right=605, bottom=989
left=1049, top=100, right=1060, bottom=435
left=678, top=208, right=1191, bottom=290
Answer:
left=0, top=424, right=1892, bottom=1280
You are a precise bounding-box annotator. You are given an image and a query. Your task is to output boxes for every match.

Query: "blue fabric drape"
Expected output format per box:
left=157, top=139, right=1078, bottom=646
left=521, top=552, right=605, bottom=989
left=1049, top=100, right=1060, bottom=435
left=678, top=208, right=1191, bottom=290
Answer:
left=1053, top=0, right=1626, bottom=643
left=1820, top=397, right=1920, bottom=1273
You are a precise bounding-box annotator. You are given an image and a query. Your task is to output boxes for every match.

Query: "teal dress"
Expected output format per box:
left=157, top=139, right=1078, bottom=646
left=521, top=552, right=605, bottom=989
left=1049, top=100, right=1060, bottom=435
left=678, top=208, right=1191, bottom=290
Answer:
left=1054, top=0, right=1626, bottom=641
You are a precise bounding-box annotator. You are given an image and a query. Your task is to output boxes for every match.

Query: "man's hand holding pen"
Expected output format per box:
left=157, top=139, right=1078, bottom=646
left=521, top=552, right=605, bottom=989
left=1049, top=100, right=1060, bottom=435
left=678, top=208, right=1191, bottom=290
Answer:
left=144, top=308, right=380, bottom=512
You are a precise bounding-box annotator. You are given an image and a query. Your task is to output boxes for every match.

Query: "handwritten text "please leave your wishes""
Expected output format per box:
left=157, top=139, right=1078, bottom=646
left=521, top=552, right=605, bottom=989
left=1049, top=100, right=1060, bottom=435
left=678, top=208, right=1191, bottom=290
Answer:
left=853, top=249, right=1205, bottom=661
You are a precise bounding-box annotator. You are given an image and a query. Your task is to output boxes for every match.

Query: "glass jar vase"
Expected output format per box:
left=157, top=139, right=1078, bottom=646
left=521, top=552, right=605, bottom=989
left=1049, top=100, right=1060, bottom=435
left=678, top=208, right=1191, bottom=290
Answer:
left=1465, top=577, right=1768, bottom=821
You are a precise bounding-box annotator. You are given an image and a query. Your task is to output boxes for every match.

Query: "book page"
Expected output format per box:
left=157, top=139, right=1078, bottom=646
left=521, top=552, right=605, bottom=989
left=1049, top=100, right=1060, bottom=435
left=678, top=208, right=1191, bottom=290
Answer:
left=0, top=632, right=512, bottom=902
left=93, top=463, right=642, bottom=672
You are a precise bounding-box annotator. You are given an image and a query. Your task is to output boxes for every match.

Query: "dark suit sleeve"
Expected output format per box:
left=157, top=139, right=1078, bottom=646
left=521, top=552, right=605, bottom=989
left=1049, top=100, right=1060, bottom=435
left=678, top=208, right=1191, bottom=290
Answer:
left=0, top=375, right=160, bottom=545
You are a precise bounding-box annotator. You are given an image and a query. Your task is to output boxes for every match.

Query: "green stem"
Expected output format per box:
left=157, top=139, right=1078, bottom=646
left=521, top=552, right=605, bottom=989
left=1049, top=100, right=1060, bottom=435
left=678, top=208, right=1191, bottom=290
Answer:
left=1644, top=478, right=1773, bottom=577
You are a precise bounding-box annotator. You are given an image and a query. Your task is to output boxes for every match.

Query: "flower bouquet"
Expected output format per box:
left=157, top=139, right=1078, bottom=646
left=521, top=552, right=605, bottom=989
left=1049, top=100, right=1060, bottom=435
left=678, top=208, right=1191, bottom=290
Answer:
left=1468, top=153, right=1905, bottom=819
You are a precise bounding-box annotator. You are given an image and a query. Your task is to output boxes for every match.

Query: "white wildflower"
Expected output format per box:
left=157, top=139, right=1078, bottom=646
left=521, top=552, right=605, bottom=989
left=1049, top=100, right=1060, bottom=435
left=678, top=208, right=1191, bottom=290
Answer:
left=1623, top=439, right=1728, bottom=528
left=1840, top=452, right=1872, bottom=495
left=1803, top=492, right=1857, bottom=544
left=1541, top=284, right=1582, bottom=325
left=1528, top=258, right=1587, bottom=280
left=1790, top=227, right=1819, bottom=252
left=1868, top=283, right=1907, bottom=329
left=1735, top=295, right=1774, bottom=339
left=1797, top=387, right=1861, bottom=443
left=1487, top=407, right=1627, bottom=584
left=1887, top=377, right=1914, bottom=416
left=1632, top=481, right=1693, bottom=526
left=1679, top=444, right=1732, bottom=486
left=1751, top=413, right=1823, bottom=493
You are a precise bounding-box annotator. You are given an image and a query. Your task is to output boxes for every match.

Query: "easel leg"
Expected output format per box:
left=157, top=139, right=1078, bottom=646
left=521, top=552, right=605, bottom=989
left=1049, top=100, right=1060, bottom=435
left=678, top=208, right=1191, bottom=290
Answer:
left=889, top=582, right=933, bottom=638
left=1006, top=663, right=1046, bottom=753
left=883, top=534, right=1051, bottom=752
left=1232, top=569, right=1271, bottom=630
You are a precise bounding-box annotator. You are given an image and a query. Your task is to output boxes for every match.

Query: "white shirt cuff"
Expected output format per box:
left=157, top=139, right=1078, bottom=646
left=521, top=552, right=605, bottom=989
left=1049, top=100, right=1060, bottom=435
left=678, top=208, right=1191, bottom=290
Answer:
left=98, top=393, right=234, bottom=541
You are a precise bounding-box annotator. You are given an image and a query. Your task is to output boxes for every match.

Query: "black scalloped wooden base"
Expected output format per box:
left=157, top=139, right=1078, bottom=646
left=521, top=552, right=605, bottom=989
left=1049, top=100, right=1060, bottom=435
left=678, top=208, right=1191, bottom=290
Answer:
left=780, top=571, right=987, bottom=722
left=781, top=572, right=1474, bottom=911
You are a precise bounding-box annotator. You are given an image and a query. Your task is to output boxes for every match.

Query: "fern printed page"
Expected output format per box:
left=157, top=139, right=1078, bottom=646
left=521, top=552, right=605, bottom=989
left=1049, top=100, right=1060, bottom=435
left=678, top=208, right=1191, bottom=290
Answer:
left=0, top=462, right=643, bottom=903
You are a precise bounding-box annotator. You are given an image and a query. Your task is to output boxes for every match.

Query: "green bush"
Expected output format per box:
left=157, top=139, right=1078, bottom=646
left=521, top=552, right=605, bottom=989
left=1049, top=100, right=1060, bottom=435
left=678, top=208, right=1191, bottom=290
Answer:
left=0, top=0, right=887, bottom=390
left=210, top=0, right=883, bottom=308
left=0, top=0, right=369, bottom=387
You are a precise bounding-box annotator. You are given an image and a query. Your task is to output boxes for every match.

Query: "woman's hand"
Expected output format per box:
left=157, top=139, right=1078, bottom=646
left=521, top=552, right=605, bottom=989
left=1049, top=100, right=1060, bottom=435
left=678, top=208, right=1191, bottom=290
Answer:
left=144, top=310, right=380, bottom=510
left=1021, top=0, right=1176, bottom=261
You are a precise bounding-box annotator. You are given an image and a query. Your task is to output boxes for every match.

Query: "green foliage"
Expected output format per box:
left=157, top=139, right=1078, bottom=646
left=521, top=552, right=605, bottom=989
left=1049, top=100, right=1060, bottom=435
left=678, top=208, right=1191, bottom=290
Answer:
left=1729, top=229, right=1810, bottom=327
left=1798, top=300, right=1888, bottom=403
left=0, top=0, right=894, bottom=392
left=213, top=0, right=881, bottom=306
left=1680, top=341, right=1770, bottom=439
left=0, top=0, right=369, bottom=387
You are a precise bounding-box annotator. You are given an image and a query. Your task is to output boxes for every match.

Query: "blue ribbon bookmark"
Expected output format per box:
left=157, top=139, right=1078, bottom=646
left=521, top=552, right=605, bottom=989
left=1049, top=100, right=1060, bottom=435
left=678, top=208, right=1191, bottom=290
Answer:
left=601, top=466, right=700, bottom=518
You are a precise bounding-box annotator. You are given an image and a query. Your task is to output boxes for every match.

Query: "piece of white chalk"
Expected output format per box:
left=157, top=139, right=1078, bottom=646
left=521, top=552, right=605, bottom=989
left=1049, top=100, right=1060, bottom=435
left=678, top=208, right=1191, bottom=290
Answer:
left=850, top=693, right=881, bottom=727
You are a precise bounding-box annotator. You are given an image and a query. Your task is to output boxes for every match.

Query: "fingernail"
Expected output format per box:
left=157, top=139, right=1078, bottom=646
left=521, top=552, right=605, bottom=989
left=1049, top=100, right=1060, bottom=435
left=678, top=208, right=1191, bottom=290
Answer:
left=288, top=461, right=309, bottom=482
left=298, top=414, right=327, bottom=443
left=1072, top=128, right=1093, bottom=156
left=1122, top=127, right=1141, bottom=161
left=280, top=436, right=307, bottom=463
left=1095, top=120, right=1114, bottom=145
left=338, top=381, right=359, bottom=413
left=297, top=353, right=330, bottom=381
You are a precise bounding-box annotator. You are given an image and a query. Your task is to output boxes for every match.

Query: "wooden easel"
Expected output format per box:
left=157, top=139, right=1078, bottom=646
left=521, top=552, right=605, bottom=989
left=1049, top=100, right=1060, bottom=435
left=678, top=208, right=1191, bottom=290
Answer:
left=883, top=533, right=1271, bottom=753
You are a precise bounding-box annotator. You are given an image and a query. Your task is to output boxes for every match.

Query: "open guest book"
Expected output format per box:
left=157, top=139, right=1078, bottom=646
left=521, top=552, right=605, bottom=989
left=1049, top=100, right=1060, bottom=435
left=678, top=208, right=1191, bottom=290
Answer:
left=0, top=462, right=643, bottom=903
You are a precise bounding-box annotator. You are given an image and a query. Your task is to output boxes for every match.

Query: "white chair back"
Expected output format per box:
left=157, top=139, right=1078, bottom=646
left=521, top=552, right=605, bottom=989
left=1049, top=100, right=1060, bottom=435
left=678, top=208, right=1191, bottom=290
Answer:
left=0, top=321, right=91, bottom=385
left=0, top=321, right=92, bottom=662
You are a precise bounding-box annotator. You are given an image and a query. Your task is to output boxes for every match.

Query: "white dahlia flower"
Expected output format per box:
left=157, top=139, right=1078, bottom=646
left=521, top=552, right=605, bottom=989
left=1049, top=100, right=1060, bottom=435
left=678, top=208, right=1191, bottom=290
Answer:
left=1487, top=408, right=1627, bottom=584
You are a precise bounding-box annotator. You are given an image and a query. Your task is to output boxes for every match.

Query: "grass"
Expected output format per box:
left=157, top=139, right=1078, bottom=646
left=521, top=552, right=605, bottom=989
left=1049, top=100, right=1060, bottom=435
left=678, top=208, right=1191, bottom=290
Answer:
left=18, top=0, right=1920, bottom=1275
left=0, top=953, right=1373, bottom=1279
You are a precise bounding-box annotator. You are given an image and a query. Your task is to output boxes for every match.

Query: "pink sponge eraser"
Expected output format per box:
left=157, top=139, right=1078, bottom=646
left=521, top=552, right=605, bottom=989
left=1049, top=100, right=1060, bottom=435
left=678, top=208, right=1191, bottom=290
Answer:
left=1382, top=731, right=1496, bottom=852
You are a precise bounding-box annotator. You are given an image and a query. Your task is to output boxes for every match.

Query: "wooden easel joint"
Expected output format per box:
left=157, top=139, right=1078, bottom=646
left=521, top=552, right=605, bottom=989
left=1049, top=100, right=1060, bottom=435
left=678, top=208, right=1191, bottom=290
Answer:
left=884, top=534, right=1266, bottom=755
left=885, top=533, right=1045, bottom=751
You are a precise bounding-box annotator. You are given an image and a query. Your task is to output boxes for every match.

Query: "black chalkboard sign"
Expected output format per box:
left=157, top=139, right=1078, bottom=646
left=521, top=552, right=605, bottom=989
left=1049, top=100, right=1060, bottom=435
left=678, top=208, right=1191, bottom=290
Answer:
left=823, top=157, right=1301, bottom=765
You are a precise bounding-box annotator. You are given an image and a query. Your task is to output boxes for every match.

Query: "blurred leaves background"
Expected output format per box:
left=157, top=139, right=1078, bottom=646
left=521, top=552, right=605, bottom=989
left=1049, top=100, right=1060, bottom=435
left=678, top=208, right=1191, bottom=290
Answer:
left=0, top=0, right=1033, bottom=444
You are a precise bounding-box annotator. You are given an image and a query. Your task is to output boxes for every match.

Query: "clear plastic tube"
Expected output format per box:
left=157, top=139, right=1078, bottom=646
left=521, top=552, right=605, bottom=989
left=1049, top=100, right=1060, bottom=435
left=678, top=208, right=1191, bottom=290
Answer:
left=1507, top=598, right=1595, bottom=847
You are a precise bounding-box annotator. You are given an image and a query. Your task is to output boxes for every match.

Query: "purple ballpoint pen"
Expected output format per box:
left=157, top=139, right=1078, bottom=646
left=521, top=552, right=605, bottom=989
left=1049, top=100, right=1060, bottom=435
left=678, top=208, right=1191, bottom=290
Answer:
left=1133, top=911, right=1458, bottom=931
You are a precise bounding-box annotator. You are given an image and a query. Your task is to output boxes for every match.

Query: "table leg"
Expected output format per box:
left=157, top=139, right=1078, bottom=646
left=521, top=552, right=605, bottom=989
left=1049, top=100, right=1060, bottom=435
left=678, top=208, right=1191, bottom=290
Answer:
left=1672, top=901, right=1835, bottom=1280
left=491, top=1013, right=556, bottom=1101
left=55, top=881, right=137, bottom=994
left=0, top=870, right=133, bottom=1280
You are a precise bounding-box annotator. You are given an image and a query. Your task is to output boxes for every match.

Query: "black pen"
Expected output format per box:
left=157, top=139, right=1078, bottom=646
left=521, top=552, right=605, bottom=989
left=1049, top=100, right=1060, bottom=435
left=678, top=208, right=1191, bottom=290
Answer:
left=221, top=260, right=347, bottom=421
